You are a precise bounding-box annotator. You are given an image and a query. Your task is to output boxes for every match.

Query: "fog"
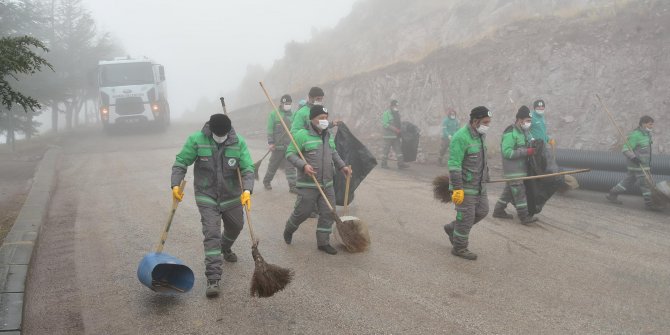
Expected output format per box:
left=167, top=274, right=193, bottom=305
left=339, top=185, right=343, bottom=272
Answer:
left=82, top=0, right=358, bottom=117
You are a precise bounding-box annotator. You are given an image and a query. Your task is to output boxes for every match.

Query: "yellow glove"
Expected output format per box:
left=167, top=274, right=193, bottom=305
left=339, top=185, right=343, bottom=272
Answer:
left=240, top=190, right=251, bottom=210
left=172, top=186, right=183, bottom=202
left=548, top=139, right=556, bottom=147
left=452, top=189, right=464, bottom=205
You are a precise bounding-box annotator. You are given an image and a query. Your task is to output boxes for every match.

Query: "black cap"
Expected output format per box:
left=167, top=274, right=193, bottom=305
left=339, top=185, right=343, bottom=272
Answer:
left=639, top=115, right=654, bottom=126
left=308, top=86, right=324, bottom=98
left=309, top=105, right=328, bottom=119
left=390, top=99, right=399, bottom=107
left=209, top=114, right=231, bottom=136
left=470, top=106, right=491, bottom=120
left=516, top=105, right=531, bottom=119
left=280, top=94, right=292, bottom=103
left=533, top=99, right=545, bottom=109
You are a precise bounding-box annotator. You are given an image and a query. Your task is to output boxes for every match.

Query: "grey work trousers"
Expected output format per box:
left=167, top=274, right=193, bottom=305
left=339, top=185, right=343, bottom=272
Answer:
left=382, top=138, right=404, bottom=165
left=495, top=181, right=530, bottom=219
left=445, top=190, right=489, bottom=250
left=263, top=148, right=297, bottom=188
left=199, top=204, right=244, bottom=280
left=284, top=186, right=336, bottom=246
left=609, top=169, right=653, bottom=206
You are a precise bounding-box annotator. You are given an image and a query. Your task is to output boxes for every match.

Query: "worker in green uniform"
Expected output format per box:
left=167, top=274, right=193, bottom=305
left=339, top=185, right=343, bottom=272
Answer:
left=438, top=108, right=460, bottom=166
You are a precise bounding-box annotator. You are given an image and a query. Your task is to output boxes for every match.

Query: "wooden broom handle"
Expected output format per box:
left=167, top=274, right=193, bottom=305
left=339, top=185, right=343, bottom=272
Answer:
left=344, top=166, right=352, bottom=215
left=156, top=179, right=186, bottom=253
left=237, top=168, right=257, bottom=244
left=487, top=169, right=590, bottom=183
left=259, top=82, right=339, bottom=214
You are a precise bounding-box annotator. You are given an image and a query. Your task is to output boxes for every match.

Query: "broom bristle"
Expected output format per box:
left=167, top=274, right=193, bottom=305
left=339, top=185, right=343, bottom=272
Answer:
left=337, top=219, right=370, bottom=253
left=250, top=244, right=293, bottom=298
left=651, top=187, right=669, bottom=208
left=432, top=175, right=452, bottom=203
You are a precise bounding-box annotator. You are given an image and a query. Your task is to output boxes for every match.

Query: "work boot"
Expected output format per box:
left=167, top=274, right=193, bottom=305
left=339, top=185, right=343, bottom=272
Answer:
left=451, top=248, right=477, bottom=260
left=492, top=209, right=513, bottom=219
left=381, top=161, right=389, bottom=169
left=205, top=279, right=220, bottom=298
left=443, top=223, right=454, bottom=245
left=317, top=244, right=338, bottom=255
left=519, top=216, right=538, bottom=225
left=283, top=229, right=293, bottom=245
left=606, top=193, right=623, bottom=205
left=398, top=162, right=410, bottom=170
left=264, top=182, right=272, bottom=190
left=222, top=249, right=237, bottom=263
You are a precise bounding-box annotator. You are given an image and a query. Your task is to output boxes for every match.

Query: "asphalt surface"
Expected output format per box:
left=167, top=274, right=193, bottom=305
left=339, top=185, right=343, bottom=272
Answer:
left=22, top=123, right=670, bottom=334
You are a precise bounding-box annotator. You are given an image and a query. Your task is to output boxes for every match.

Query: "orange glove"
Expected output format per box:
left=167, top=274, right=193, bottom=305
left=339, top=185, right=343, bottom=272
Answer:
left=548, top=139, right=556, bottom=147
left=452, top=189, right=464, bottom=205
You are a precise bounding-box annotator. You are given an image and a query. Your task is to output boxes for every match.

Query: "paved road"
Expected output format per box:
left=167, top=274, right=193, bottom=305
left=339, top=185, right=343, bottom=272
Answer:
left=23, top=124, right=670, bottom=334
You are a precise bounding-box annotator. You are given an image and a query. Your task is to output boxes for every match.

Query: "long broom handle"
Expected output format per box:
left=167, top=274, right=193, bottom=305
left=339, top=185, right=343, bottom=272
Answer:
left=343, top=165, right=352, bottom=215
left=156, top=179, right=186, bottom=253
left=259, top=82, right=340, bottom=215
left=487, top=169, right=590, bottom=183
left=236, top=168, right=257, bottom=244
left=595, top=94, right=655, bottom=186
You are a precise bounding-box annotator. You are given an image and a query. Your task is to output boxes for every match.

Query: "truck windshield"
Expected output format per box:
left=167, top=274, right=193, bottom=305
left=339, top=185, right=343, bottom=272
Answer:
left=99, top=63, right=154, bottom=87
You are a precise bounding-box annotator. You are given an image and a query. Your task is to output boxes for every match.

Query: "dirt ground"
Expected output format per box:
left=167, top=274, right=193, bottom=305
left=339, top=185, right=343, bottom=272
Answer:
left=0, top=138, right=52, bottom=245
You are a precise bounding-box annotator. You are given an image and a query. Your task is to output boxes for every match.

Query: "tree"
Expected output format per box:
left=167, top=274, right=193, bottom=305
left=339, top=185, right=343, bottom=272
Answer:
left=0, top=35, right=53, bottom=112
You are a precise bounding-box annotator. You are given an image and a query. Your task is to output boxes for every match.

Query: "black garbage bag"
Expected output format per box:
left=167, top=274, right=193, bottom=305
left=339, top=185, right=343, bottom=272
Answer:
left=334, top=122, right=378, bottom=206
left=524, top=140, right=562, bottom=215
left=401, top=121, right=420, bottom=162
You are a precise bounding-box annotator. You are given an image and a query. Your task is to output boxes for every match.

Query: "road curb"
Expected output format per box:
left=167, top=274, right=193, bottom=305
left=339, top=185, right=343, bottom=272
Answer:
left=0, top=146, right=61, bottom=333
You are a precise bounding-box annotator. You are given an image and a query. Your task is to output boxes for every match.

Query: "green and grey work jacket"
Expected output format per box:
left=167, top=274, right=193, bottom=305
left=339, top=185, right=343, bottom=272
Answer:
left=286, top=125, right=346, bottom=189
left=171, top=123, right=255, bottom=210
left=500, top=124, right=532, bottom=179
left=267, top=109, right=293, bottom=149
left=622, top=127, right=653, bottom=171
left=447, top=125, right=490, bottom=195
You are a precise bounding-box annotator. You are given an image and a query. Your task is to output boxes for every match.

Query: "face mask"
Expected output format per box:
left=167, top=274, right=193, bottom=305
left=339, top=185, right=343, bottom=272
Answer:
left=312, top=101, right=323, bottom=106
left=283, top=104, right=291, bottom=112
left=521, top=121, right=532, bottom=130
left=449, top=115, right=456, bottom=119
left=645, top=127, right=653, bottom=132
left=212, top=134, right=227, bottom=144
left=317, top=119, right=329, bottom=130
left=392, top=107, right=399, bottom=112
left=535, top=109, right=545, bottom=115
left=476, top=124, right=489, bottom=135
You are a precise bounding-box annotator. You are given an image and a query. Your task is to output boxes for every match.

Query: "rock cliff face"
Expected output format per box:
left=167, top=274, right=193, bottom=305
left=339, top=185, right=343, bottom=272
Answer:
left=231, top=0, right=669, bottom=155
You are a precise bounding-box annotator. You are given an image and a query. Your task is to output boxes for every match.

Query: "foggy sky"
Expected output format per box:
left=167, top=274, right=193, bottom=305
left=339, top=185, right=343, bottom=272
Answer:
left=82, top=0, right=358, bottom=116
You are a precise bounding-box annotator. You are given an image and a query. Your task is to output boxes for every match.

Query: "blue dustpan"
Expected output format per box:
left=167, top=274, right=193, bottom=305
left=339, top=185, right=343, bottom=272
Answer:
left=137, top=252, right=194, bottom=293
left=137, top=180, right=194, bottom=293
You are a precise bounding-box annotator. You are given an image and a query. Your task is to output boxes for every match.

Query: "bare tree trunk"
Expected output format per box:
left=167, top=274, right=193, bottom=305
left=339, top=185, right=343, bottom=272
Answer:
left=51, top=100, right=59, bottom=133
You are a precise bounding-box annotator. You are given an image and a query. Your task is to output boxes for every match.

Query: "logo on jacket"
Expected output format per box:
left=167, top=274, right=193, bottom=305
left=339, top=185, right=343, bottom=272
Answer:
left=228, top=158, right=237, bottom=167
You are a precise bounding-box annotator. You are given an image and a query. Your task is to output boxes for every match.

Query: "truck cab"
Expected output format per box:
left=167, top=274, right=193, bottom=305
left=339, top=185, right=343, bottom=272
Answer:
left=98, top=57, right=170, bottom=132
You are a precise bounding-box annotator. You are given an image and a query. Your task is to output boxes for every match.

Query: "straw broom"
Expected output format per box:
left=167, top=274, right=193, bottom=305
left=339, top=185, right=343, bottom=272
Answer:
left=258, top=82, right=370, bottom=252
left=338, top=166, right=371, bottom=252
left=220, top=97, right=294, bottom=297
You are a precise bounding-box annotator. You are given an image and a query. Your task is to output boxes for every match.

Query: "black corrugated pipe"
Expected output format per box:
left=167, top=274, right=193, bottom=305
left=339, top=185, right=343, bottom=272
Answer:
left=555, top=149, right=670, bottom=175
left=571, top=169, right=670, bottom=194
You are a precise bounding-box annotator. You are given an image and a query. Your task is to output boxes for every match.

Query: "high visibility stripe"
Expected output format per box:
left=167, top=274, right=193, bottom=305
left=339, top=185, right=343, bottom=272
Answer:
left=195, top=195, right=218, bottom=206
left=219, top=198, right=241, bottom=208
left=195, top=144, right=215, bottom=149
left=497, top=199, right=507, bottom=205
left=516, top=202, right=528, bottom=208
left=303, top=140, right=322, bottom=146
left=205, top=250, right=220, bottom=256
left=296, top=180, right=334, bottom=188
left=286, top=220, right=298, bottom=229
left=173, top=161, right=187, bottom=168
left=316, top=227, right=332, bottom=233
left=222, top=234, right=235, bottom=242
left=453, top=230, right=469, bottom=239
left=463, top=188, right=481, bottom=196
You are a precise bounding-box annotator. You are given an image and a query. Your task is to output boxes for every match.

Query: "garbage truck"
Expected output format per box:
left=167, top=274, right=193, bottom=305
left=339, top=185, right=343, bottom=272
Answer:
left=97, top=57, right=170, bottom=132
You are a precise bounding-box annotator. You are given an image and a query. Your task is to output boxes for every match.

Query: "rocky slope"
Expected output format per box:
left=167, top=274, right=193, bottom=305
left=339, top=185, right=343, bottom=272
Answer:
left=227, top=0, right=669, bottom=156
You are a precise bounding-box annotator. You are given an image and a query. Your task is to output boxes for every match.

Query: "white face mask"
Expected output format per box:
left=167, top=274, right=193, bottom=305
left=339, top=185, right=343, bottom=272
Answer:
left=449, top=115, right=456, bottom=119
left=212, top=134, right=227, bottom=144
left=391, top=107, right=399, bottom=112
left=521, top=121, right=532, bottom=130
left=535, top=109, right=545, bottom=115
left=312, top=100, right=323, bottom=106
left=283, top=104, right=292, bottom=112
left=476, top=124, right=489, bottom=135
left=317, top=119, right=329, bottom=130
left=645, top=127, right=653, bottom=132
